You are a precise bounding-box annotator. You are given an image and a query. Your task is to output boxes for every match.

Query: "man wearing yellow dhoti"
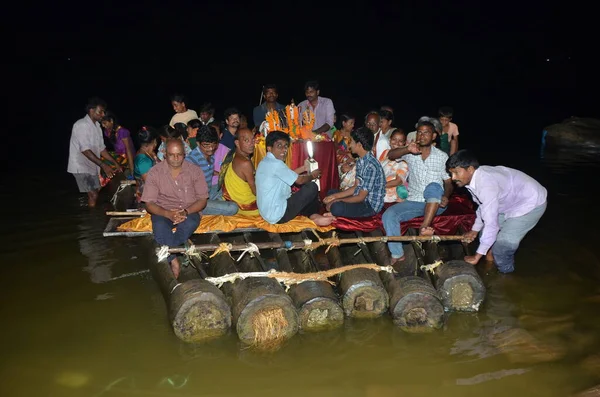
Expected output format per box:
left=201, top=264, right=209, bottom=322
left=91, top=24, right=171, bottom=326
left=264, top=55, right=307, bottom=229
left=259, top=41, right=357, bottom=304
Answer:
left=220, top=128, right=260, bottom=216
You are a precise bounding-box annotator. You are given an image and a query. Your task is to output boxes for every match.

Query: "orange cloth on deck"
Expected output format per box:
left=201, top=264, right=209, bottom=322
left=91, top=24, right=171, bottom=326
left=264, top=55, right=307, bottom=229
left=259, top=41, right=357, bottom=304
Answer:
left=117, top=213, right=334, bottom=234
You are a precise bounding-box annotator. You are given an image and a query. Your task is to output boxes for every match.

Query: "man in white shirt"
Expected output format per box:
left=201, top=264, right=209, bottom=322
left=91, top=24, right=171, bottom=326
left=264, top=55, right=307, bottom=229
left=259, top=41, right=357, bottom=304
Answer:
left=169, top=94, right=199, bottom=127
left=67, top=97, right=122, bottom=207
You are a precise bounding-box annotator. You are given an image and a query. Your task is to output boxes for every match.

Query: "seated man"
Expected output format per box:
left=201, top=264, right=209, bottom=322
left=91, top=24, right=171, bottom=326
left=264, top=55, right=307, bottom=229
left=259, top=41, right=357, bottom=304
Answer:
left=447, top=150, right=547, bottom=273
left=142, top=139, right=209, bottom=279
left=220, top=128, right=260, bottom=216
left=383, top=120, right=453, bottom=265
left=186, top=125, right=238, bottom=216
left=255, top=131, right=334, bottom=226
left=323, top=126, right=386, bottom=218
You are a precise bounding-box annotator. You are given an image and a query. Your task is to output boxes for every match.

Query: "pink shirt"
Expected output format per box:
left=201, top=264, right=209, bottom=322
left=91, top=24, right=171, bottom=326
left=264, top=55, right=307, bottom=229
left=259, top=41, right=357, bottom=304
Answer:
left=298, top=96, right=335, bottom=131
left=446, top=122, right=459, bottom=141
left=466, top=166, right=547, bottom=255
left=141, top=160, right=208, bottom=211
left=212, top=143, right=230, bottom=186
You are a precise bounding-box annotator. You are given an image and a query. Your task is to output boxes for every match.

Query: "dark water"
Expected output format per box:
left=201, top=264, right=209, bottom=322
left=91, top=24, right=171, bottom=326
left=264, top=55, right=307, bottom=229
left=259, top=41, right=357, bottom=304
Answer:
left=2, top=141, right=600, bottom=397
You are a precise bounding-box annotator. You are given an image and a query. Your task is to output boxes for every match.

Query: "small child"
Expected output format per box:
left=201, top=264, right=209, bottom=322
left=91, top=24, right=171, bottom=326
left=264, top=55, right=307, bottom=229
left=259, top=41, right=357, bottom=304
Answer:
left=438, top=106, right=459, bottom=155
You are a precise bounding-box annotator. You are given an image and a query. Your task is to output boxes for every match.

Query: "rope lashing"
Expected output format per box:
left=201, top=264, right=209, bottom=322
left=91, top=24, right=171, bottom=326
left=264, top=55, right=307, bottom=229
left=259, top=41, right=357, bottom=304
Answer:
left=110, top=183, right=128, bottom=207
left=236, top=243, right=260, bottom=262
left=420, top=260, right=443, bottom=275
left=209, top=243, right=233, bottom=259
left=184, top=243, right=203, bottom=260
left=157, top=245, right=170, bottom=262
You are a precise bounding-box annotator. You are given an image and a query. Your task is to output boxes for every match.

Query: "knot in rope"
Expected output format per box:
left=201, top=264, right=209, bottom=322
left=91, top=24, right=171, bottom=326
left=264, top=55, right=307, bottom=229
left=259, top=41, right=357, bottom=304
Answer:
left=110, top=183, right=128, bottom=206
left=156, top=245, right=170, bottom=262
left=209, top=243, right=233, bottom=259
left=420, top=260, right=443, bottom=275
left=184, top=243, right=202, bottom=260
left=302, top=239, right=314, bottom=251
left=237, top=243, right=260, bottom=262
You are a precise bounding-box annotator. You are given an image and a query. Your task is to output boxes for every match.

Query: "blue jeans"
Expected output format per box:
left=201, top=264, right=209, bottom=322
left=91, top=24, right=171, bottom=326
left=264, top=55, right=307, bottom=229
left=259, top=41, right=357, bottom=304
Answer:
left=327, top=189, right=376, bottom=218
left=490, top=202, right=547, bottom=273
left=203, top=200, right=239, bottom=216
left=382, top=182, right=446, bottom=258
left=151, top=213, right=201, bottom=262
left=209, top=185, right=222, bottom=201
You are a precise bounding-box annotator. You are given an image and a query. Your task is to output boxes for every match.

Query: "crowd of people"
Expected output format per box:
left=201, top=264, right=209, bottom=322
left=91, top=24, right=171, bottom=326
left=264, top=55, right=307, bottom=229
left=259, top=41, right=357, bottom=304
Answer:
left=68, top=81, right=547, bottom=278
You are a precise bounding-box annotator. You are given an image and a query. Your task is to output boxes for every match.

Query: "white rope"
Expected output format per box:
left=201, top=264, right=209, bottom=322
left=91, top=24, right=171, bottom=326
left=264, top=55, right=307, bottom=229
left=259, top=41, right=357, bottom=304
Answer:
left=420, top=260, right=443, bottom=275
left=185, top=243, right=202, bottom=259
left=157, top=245, right=170, bottom=262
left=110, top=183, right=128, bottom=207
left=170, top=282, right=182, bottom=294
left=236, top=243, right=260, bottom=262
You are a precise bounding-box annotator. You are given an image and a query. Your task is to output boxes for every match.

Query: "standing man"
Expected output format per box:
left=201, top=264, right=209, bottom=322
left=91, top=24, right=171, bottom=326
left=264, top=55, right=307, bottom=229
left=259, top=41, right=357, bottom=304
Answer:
left=383, top=120, right=453, bottom=265
left=447, top=150, right=547, bottom=273
left=68, top=97, right=122, bottom=207
left=199, top=103, right=215, bottom=126
left=221, top=107, right=241, bottom=150
left=298, top=81, right=336, bottom=138
left=142, top=139, right=209, bottom=279
left=253, top=84, right=285, bottom=128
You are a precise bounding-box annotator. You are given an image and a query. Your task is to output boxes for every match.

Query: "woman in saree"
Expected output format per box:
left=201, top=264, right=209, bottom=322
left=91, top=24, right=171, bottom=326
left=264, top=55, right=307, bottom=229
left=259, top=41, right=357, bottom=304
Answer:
left=101, top=112, right=135, bottom=174
left=379, top=129, right=409, bottom=203
left=332, top=113, right=357, bottom=190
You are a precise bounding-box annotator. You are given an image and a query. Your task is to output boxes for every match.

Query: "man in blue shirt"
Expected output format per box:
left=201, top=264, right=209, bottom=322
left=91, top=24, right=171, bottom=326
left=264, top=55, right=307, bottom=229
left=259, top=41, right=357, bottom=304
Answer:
left=255, top=131, right=334, bottom=226
left=252, top=84, right=285, bottom=129
left=323, top=126, right=386, bottom=218
left=186, top=125, right=238, bottom=216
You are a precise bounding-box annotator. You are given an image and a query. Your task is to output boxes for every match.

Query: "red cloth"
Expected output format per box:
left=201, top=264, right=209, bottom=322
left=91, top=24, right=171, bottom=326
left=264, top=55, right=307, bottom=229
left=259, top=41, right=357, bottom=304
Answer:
left=291, top=141, right=339, bottom=200
left=332, top=194, right=476, bottom=235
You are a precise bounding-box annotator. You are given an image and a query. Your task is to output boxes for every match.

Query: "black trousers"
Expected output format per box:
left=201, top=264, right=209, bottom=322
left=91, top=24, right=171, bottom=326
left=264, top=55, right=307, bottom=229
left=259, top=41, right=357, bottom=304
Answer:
left=277, top=182, right=320, bottom=223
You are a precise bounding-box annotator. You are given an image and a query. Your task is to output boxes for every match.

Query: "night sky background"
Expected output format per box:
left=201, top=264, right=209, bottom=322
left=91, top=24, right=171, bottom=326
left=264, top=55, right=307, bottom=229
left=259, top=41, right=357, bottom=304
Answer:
left=6, top=0, right=596, bottom=172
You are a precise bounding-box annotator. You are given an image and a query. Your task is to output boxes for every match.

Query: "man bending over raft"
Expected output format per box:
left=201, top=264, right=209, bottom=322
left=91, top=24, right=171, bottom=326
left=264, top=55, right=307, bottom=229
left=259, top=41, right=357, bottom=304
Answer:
left=142, top=139, right=209, bottom=278
left=447, top=150, right=547, bottom=273
left=255, top=131, right=334, bottom=226
left=382, top=120, right=453, bottom=266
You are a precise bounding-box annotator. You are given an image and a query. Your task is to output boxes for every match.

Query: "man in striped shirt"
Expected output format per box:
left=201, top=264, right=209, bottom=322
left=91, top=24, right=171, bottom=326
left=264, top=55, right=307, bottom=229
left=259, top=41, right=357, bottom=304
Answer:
left=186, top=125, right=238, bottom=216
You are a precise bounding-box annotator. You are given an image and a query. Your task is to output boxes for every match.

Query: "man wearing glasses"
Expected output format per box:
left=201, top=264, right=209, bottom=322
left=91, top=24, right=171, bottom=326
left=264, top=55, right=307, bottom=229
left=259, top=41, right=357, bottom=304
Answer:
left=382, top=120, right=454, bottom=266
left=186, top=125, right=239, bottom=216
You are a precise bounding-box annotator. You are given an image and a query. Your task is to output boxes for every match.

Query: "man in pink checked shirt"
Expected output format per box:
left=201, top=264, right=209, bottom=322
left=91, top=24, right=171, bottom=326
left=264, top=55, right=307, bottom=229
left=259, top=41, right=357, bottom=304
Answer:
left=447, top=150, right=547, bottom=273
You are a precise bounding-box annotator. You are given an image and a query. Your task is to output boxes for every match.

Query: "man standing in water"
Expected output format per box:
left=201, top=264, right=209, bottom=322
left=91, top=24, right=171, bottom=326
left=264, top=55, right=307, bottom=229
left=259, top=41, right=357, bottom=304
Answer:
left=142, top=139, right=209, bottom=278
left=447, top=150, right=547, bottom=273
left=298, top=81, right=335, bottom=137
left=68, top=97, right=123, bottom=207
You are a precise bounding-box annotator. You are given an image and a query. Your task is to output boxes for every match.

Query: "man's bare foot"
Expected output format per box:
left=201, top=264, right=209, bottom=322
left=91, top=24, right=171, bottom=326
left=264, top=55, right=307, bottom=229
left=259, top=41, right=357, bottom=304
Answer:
left=310, top=214, right=336, bottom=226
left=170, top=257, right=181, bottom=279
left=420, top=226, right=435, bottom=236
left=391, top=256, right=406, bottom=269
